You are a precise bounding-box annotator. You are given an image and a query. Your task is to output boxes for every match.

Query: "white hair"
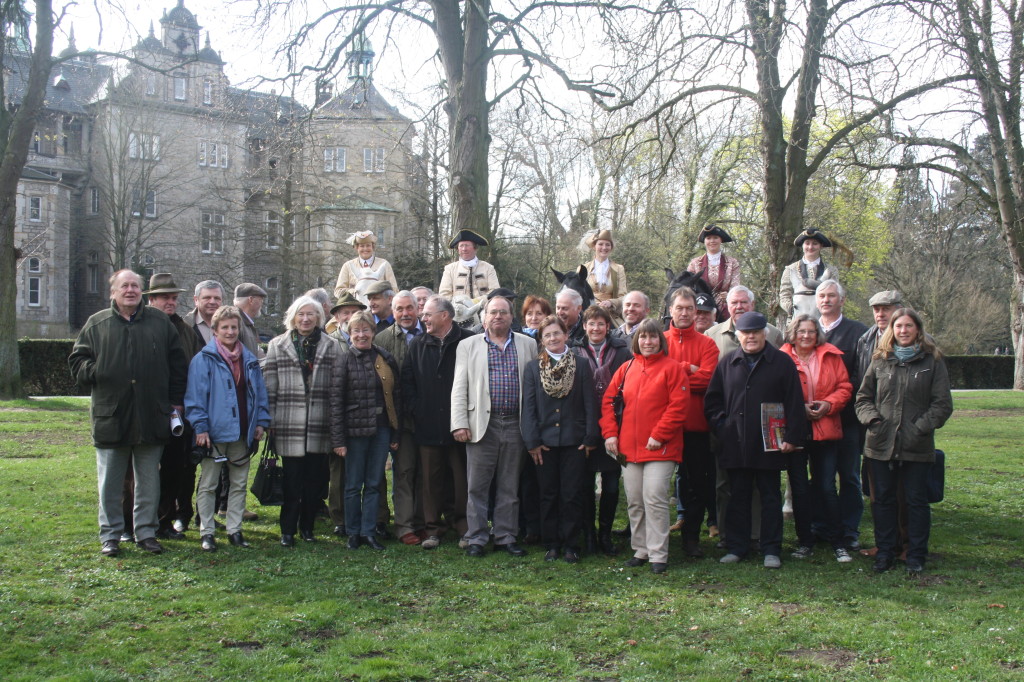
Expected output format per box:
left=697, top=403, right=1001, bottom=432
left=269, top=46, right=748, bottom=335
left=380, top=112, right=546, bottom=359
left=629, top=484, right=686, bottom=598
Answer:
left=283, top=295, right=325, bottom=330
left=727, top=285, right=755, bottom=302
left=815, top=279, right=845, bottom=299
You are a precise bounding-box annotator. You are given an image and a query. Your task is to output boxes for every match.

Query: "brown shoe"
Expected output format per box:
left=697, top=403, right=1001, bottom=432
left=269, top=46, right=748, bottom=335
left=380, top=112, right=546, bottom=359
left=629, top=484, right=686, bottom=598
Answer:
left=708, top=525, right=719, bottom=538
left=399, top=532, right=422, bottom=546
left=669, top=518, right=684, bottom=532
left=136, top=537, right=164, bottom=554
left=242, top=509, right=259, bottom=522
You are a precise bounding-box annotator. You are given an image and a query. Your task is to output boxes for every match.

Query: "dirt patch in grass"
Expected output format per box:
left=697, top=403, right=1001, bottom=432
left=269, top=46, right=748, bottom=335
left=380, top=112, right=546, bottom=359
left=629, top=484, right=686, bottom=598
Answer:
left=778, top=648, right=857, bottom=667
left=353, top=650, right=389, bottom=659
left=770, top=602, right=806, bottom=617
left=577, top=650, right=623, bottom=673
left=298, top=627, right=339, bottom=641
left=689, top=581, right=726, bottom=593
left=1007, top=559, right=1024, bottom=569
left=913, top=574, right=949, bottom=586
left=220, top=639, right=263, bottom=651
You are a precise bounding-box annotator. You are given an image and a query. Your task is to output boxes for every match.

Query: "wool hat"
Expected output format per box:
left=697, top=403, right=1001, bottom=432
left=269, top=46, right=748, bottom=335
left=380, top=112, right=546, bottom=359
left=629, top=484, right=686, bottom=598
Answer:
left=734, top=311, right=767, bottom=331
left=448, top=229, right=489, bottom=248
left=364, top=280, right=394, bottom=297
left=698, top=224, right=733, bottom=243
left=330, top=290, right=367, bottom=314
left=868, top=290, right=902, bottom=307
left=234, top=282, right=267, bottom=298
left=142, top=273, right=185, bottom=295
left=794, top=228, right=832, bottom=248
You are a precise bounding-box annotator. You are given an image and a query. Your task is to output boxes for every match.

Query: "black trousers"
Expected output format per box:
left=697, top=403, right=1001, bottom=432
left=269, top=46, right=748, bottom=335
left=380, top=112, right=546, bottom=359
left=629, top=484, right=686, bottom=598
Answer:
left=158, top=433, right=195, bottom=529
left=582, top=469, right=620, bottom=534
left=280, top=453, right=329, bottom=535
left=725, top=468, right=783, bottom=557
left=869, top=458, right=931, bottom=564
left=535, top=445, right=586, bottom=551
left=680, top=432, right=715, bottom=542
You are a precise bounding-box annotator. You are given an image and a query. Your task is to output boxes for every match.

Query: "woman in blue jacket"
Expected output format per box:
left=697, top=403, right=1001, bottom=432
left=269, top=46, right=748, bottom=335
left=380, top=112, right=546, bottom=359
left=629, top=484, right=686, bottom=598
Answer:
left=185, top=306, right=271, bottom=551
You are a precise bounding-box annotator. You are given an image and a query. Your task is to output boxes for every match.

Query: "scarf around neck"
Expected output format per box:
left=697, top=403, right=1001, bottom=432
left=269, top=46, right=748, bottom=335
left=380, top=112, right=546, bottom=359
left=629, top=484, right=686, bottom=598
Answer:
left=893, top=344, right=920, bottom=363
left=592, top=257, right=610, bottom=286
left=291, top=328, right=322, bottom=387
left=459, top=256, right=479, bottom=269
left=539, top=348, right=576, bottom=398
left=215, top=338, right=243, bottom=384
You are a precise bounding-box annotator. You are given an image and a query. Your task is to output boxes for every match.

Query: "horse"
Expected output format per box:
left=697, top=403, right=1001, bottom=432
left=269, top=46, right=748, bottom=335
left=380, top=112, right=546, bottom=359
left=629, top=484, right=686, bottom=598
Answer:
left=451, top=294, right=484, bottom=329
left=551, top=265, right=597, bottom=309
left=352, top=263, right=387, bottom=304
left=662, top=267, right=716, bottom=322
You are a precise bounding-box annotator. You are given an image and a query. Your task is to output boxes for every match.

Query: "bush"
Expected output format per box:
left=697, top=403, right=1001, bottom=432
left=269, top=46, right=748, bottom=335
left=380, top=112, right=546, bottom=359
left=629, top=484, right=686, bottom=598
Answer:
left=19, top=339, right=85, bottom=396
left=944, top=355, right=1014, bottom=389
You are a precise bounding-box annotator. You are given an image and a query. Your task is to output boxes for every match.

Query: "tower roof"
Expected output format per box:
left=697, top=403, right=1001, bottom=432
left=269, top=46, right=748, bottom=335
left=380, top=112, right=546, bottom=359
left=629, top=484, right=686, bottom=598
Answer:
left=163, top=0, right=200, bottom=29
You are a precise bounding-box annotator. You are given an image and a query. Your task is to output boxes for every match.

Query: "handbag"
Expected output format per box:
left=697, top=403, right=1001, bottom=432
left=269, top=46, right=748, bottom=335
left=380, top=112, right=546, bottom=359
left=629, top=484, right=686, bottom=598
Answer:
left=250, top=435, right=285, bottom=507
left=928, top=449, right=945, bottom=503
left=611, top=360, right=634, bottom=428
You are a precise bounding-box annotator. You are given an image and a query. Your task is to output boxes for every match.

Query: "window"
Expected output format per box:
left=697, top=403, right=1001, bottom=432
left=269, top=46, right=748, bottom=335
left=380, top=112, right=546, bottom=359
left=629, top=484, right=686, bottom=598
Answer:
left=132, top=189, right=157, bottom=218
left=27, top=257, right=41, bottom=272
left=89, top=187, right=99, bottom=215
left=128, top=132, right=160, bottom=160
left=201, top=212, right=225, bottom=254
left=363, top=147, right=385, bottom=173
left=86, top=251, right=99, bottom=294
left=174, top=74, right=187, bottom=101
left=27, top=276, right=41, bottom=306
left=28, top=196, right=42, bottom=221
left=265, top=211, right=281, bottom=248
left=197, top=141, right=229, bottom=168
left=265, top=276, right=279, bottom=313
left=377, top=229, right=386, bottom=248
left=324, top=147, right=346, bottom=172
left=145, top=74, right=157, bottom=96
left=203, top=79, right=213, bottom=105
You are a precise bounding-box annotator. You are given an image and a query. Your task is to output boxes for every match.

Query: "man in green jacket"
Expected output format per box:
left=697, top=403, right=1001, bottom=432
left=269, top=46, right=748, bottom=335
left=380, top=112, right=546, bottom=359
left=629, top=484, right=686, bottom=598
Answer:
left=69, top=269, right=189, bottom=558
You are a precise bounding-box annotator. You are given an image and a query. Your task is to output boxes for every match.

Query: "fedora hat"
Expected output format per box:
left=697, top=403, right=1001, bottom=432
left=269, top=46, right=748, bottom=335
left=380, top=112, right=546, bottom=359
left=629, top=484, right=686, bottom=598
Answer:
left=330, top=290, right=367, bottom=314
left=143, top=273, right=185, bottom=295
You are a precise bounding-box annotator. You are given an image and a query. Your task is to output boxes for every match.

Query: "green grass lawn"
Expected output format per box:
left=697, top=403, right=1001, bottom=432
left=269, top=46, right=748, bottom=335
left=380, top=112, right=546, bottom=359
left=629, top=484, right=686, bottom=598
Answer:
left=0, top=393, right=1021, bottom=680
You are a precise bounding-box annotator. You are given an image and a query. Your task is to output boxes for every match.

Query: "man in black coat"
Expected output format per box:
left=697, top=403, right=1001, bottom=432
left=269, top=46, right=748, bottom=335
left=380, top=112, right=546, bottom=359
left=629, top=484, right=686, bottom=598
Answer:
left=704, top=312, right=808, bottom=569
left=815, top=279, right=869, bottom=549
left=401, top=295, right=476, bottom=550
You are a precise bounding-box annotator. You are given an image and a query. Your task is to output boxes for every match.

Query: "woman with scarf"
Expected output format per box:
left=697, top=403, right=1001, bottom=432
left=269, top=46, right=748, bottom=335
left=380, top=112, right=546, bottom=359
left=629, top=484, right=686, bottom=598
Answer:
left=600, top=318, right=690, bottom=575
left=263, top=295, right=343, bottom=546
left=582, top=229, right=628, bottom=326
left=520, top=295, right=553, bottom=340
left=521, top=315, right=601, bottom=563
left=329, top=310, right=401, bottom=551
left=687, top=224, right=742, bottom=322
left=856, top=308, right=952, bottom=575
left=575, top=305, right=632, bottom=555
left=185, top=306, right=270, bottom=551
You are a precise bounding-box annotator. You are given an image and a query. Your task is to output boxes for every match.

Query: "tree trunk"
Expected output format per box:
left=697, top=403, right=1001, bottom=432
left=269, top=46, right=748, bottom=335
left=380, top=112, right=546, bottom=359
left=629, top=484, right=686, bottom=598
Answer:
left=1013, top=270, right=1024, bottom=390
left=0, top=0, right=55, bottom=399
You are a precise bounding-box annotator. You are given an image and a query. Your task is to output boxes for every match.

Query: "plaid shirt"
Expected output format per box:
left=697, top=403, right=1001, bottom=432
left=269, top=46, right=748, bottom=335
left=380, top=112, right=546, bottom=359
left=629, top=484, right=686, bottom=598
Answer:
left=485, top=332, right=520, bottom=416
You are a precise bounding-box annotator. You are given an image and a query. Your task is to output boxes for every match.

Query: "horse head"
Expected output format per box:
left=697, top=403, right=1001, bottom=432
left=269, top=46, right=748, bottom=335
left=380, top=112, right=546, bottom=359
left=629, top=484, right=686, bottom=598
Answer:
left=551, top=265, right=596, bottom=308
left=662, top=267, right=714, bottom=319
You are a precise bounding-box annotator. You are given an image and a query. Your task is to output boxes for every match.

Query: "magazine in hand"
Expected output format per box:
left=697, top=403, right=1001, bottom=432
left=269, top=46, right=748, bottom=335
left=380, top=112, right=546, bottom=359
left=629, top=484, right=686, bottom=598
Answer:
left=760, top=402, right=787, bottom=452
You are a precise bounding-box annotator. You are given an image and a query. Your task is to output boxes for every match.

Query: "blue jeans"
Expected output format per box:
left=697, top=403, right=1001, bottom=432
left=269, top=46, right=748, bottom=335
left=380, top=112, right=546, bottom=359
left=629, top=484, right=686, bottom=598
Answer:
left=806, top=440, right=843, bottom=547
left=810, top=426, right=863, bottom=543
left=96, top=444, right=163, bottom=542
left=868, top=458, right=931, bottom=564
left=344, top=427, right=392, bottom=537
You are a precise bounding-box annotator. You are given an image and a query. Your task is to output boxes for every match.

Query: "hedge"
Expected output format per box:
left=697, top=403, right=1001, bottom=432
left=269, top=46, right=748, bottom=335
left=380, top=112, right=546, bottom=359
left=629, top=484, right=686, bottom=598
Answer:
left=12, top=340, right=1018, bottom=396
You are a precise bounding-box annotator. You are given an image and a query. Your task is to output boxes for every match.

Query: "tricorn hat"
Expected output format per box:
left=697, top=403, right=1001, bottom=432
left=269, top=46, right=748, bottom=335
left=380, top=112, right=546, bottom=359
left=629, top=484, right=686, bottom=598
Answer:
left=448, top=229, right=489, bottom=249
left=346, top=230, right=377, bottom=246
left=234, top=282, right=267, bottom=298
left=698, top=224, right=733, bottom=244
left=330, top=289, right=367, bottom=314
left=794, top=228, right=832, bottom=248
left=486, top=287, right=518, bottom=301
left=142, top=273, right=185, bottom=295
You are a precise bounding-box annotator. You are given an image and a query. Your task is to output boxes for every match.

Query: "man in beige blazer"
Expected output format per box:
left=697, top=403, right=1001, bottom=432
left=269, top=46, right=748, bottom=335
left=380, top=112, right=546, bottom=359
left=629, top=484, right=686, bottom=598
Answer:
left=451, top=296, right=538, bottom=557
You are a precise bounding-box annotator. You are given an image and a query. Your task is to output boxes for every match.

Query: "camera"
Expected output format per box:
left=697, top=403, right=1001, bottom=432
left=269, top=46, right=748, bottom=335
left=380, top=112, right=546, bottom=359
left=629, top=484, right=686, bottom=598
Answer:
left=189, top=443, right=210, bottom=465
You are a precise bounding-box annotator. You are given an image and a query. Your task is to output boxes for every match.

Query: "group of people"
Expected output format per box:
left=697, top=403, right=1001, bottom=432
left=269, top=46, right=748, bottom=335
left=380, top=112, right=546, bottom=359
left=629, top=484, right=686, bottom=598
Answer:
left=70, top=224, right=953, bottom=577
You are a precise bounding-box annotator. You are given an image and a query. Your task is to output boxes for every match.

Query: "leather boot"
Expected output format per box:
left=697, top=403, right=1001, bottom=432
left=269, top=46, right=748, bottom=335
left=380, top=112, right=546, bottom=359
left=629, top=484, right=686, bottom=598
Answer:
left=598, top=530, right=618, bottom=556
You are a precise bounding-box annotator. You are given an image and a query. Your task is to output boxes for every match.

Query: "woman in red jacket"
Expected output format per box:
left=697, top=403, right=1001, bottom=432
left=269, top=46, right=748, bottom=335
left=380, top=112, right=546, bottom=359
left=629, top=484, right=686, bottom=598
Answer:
left=600, top=318, right=689, bottom=574
left=780, top=314, right=853, bottom=562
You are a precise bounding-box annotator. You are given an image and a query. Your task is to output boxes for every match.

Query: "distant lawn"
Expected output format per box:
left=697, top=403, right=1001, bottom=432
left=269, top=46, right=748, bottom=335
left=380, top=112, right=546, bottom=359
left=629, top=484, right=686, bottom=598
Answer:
left=0, top=392, right=1021, bottom=680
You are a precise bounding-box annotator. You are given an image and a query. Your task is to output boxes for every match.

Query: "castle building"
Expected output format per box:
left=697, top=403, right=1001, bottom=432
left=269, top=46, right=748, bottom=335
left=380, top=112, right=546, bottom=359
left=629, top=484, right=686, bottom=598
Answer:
left=8, top=0, right=423, bottom=335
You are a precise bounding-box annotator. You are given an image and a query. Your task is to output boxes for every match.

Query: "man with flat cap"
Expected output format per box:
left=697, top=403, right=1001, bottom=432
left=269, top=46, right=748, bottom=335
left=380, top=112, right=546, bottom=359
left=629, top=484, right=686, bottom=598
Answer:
left=328, top=290, right=365, bottom=348
left=704, top=311, right=808, bottom=569
left=233, top=283, right=267, bottom=359
left=439, top=229, right=500, bottom=300
left=857, top=290, right=903, bottom=382
left=364, top=280, right=396, bottom=333
left=144, top=274, right=203, bottom=540
left=779, top=228, right=840, bottom=321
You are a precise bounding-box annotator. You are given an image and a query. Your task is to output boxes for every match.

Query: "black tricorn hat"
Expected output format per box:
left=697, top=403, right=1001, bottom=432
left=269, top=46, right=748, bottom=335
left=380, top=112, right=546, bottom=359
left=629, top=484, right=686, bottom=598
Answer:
left=794, top=228, right=832, bottom=248
left=698, top=224, right=733, bottom=244
left=448, top=229, right=489, bottom=249
left=486, top=287, right=517, bottom=301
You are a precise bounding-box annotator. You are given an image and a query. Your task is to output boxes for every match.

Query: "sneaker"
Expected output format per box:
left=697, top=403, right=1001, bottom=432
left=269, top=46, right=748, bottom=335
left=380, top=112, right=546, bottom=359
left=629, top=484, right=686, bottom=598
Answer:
left=421, top=535, right=441, bottom=550
left=763, top=554, right=781, bottom=569
left=791, top=545, right=813, bottom=559
left=172, top=520, right=186, bottom=533
left=719, top=553, right=742, bottom=564
left=834, top=547, right=853, bottom=563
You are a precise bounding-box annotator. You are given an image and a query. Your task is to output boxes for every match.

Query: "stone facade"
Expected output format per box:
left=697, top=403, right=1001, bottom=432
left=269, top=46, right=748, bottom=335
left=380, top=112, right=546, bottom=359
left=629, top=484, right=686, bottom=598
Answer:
left=8, top=1, right=423, bottom=336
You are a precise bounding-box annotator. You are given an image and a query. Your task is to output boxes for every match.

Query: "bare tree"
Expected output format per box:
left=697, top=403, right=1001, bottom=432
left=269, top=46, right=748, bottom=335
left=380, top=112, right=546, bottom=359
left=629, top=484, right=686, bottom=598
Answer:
left=0, top=0, right=54, bottom=399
